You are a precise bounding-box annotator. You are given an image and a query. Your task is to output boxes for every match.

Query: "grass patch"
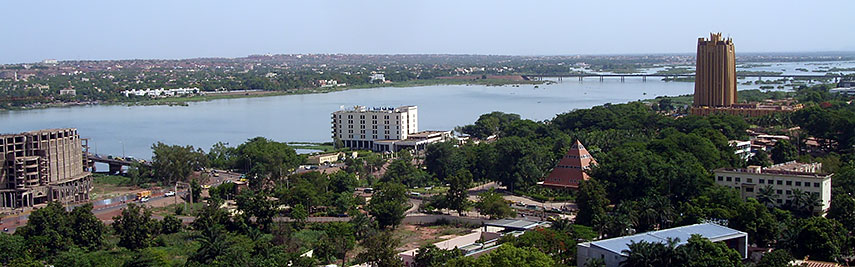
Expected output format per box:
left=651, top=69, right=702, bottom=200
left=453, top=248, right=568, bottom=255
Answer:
left=90, top=174, right=136, bottom=200
left=150, top=202, right=205, bottom=216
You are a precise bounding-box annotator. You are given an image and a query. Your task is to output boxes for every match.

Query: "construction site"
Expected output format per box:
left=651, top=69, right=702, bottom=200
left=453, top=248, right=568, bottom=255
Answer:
left=0, top=128, right=92, bottom=210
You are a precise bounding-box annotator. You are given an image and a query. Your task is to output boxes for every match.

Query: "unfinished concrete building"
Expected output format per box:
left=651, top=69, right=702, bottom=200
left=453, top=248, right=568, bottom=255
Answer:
left=0, top=128, right=91, bottom=209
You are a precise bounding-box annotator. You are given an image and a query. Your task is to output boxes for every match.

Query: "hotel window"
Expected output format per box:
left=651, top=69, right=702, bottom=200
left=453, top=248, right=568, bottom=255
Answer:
left=747, top=178, right=752, bottom=183
left=777, top=190, right=783, bottom=194
left=759, top=179, right=765, bottom=184
left=777, top=199, right=782, bottom=204
left=814, top=182, right=820, bottom=187
left=726, top=177, right=732, bottom=182
left=786, top=181, right=792, bottom=186
left=735, top=177, right=741, bottom=182
left=786, top=190, right=791, bottom=195
left=360, top=115, right=364, bottom=119
left=745, top=187, right=754, bottom=192
left=795, top=181, right=801, bottom=186
left=777, top=180, right=783, bottom=185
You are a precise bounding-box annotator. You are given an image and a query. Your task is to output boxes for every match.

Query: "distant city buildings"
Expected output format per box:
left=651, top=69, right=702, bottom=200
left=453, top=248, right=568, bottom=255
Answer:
left=59, top=88, right=76, bottom=96
left=317, top=79, right=346, bottom=88
left=122, top=87, right=200, bottom=97
left=540, top=140, right=597, bottom=189
left=331, top=105, right=452, bottom=152
left=0, top=128, right=91, bottom=209
left=714, top=161, right=832, bottom=214
left=577, top=223, right=748, bottom=267
left=370, top=73, right=386, bottom=83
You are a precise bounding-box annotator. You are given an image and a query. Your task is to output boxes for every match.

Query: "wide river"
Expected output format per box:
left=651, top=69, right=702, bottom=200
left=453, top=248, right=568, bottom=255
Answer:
left=2, top=60, right=853, bottom=160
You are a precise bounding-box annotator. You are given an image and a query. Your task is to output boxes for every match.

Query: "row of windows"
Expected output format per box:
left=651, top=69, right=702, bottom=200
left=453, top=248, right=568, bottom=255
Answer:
left=564, top=154, right=592, bottom=159
left=339, top=114, right=401, bottom=120
left=717, top=176, right=821, bottom=188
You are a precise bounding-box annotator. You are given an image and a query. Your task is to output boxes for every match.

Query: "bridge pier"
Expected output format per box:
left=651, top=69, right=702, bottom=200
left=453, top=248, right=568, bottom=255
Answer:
left=642, top=76, right=646, bottom=82
left=579, top=76, right=583, bottom=82
left=558, top=77, right=562, bottom=82
left=109, top=163, right=123, bottom=175
left=620, top=76, right=625, bottom=83
left=599, top=76, right=603, bottom=82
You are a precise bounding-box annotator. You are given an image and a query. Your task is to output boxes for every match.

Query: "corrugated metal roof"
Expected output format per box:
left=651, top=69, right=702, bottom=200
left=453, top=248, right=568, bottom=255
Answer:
left=483, top=219, right=542, bottom=230
left=587, top=223, right=746, bottom=255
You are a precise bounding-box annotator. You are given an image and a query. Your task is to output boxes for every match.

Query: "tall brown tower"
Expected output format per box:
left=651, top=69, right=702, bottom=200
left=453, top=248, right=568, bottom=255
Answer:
left=693, top=32, right=737, bottom=107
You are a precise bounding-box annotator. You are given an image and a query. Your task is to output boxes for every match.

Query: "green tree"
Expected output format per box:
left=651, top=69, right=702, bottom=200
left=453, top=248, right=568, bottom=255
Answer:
left=449, top=244, right=553, bottom=267
left=492, top=136, right=550, bottom=192
left=621, top=238, right=679, bottom=267
left=729, top=199, right=781, bottom=247
left=0, top=234, right=29, bottom=265
left=475, top=189, right=515, bottom=219
left=290, top=203, right=308, bottom=229
left=190, top=179, right=202, bottom=203
left=320, top=222, right=356, bottom=266
left=828, top=194, right=855, bottom=232
left=770, top=140, right=798, bottom=164
left=235, top=137, right=302, bottom=189
left=14, top=201, right=71, bottom=257
left=576, top=179, right=609, bottom=226
left=150, top=142, right=208, bottom=184
left=445, top=169, right=473, bottom=215
left=207, top=141, right=237, bottom=169
left=425, top=142, right=466, bottom=180
left=787, top=217, right=850, bottom=262
left=356, top=231, right=402, bottom=267
left=368, top=182, right=409, bottom=229
left=747, top=150, right=772, bottom=167
left=414, top=244, right=463, bottom=267
left=675, top=235, right=742, bottom=267
left=112, top=203, right=157, bottom=250
left=161, top=215, right=182, bottom=234
left=756, top=249, right=794, bottom=267
left=236, top=189, right=279, bottom=231
left=68, top=203, right=105, bottom=251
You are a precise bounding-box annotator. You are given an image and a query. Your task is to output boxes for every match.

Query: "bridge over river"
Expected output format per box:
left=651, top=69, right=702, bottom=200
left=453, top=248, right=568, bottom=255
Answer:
left=523, top=73, right=843, bottom=82
left=85, top=153, right=149, bottom=174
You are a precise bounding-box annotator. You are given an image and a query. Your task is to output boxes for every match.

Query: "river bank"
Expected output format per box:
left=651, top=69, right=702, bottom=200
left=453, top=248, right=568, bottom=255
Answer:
left=0, top=78, right=545, bottom=111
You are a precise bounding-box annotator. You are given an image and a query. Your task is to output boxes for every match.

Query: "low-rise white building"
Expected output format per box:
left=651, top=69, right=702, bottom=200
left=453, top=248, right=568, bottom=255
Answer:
left=122, top=87, right=200, bottom=97
left=577, top=223, right=747, bottom=267
left=714, top=161, right=832, bottom=214
left=729, top=140, right=752, bottom=160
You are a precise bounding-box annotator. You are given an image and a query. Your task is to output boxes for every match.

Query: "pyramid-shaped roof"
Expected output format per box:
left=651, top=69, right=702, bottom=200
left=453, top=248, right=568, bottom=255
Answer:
left=542, top=140, right=596, bottom=188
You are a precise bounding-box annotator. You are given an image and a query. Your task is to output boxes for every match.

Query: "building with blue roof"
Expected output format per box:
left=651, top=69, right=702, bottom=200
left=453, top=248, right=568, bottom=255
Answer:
left=577, top=223, right=747, bottom=267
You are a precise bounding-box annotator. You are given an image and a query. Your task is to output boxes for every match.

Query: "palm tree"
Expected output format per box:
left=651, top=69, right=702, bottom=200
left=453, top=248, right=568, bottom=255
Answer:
left=801, top=191, right=822, bottom=216
left=789, top=188, right=806, bottom=212
left=620, top=238, right=679, bottom=267
left=756, top=185, right=777, bottom=207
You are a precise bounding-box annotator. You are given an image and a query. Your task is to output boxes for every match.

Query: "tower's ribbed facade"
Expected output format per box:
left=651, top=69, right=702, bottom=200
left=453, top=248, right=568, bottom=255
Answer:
left=693, top=32, right=737, bottom=107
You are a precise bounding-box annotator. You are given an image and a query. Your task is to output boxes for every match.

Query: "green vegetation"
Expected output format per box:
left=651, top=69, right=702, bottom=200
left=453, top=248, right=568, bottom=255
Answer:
left=654, top=67, right=694, bottom=75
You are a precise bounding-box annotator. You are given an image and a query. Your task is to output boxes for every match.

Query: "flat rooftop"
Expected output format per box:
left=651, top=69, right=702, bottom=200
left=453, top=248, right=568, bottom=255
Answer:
left=483, top=219, right=544, bottom=231
left=584, top=223, right=745, bottom=256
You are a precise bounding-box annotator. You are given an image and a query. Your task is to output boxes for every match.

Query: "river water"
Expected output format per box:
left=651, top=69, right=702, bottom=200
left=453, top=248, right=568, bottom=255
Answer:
left=2, top=61, right=853, bottom=160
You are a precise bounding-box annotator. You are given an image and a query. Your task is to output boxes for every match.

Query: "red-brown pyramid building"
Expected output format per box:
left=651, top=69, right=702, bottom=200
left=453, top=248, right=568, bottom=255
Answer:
left=542, top=140, right=597, bottom=189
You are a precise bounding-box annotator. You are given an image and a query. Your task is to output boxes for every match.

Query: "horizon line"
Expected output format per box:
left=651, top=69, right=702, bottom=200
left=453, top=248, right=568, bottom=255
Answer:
left=4, top=50, right=855, bottom=65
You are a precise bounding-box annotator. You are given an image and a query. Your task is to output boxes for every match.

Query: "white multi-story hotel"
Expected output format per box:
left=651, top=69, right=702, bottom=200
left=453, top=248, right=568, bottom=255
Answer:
left=714, top=161, right=832, bottom=214
left=332, top=105, right=418, bottom=150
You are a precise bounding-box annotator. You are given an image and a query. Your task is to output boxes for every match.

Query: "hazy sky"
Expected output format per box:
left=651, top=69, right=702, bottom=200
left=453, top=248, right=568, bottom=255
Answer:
left=2, top=0, right=853, bottom=64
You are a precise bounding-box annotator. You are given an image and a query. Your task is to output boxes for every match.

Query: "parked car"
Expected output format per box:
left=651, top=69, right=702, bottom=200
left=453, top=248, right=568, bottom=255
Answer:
left=164, top=191, right=176, bottom=197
